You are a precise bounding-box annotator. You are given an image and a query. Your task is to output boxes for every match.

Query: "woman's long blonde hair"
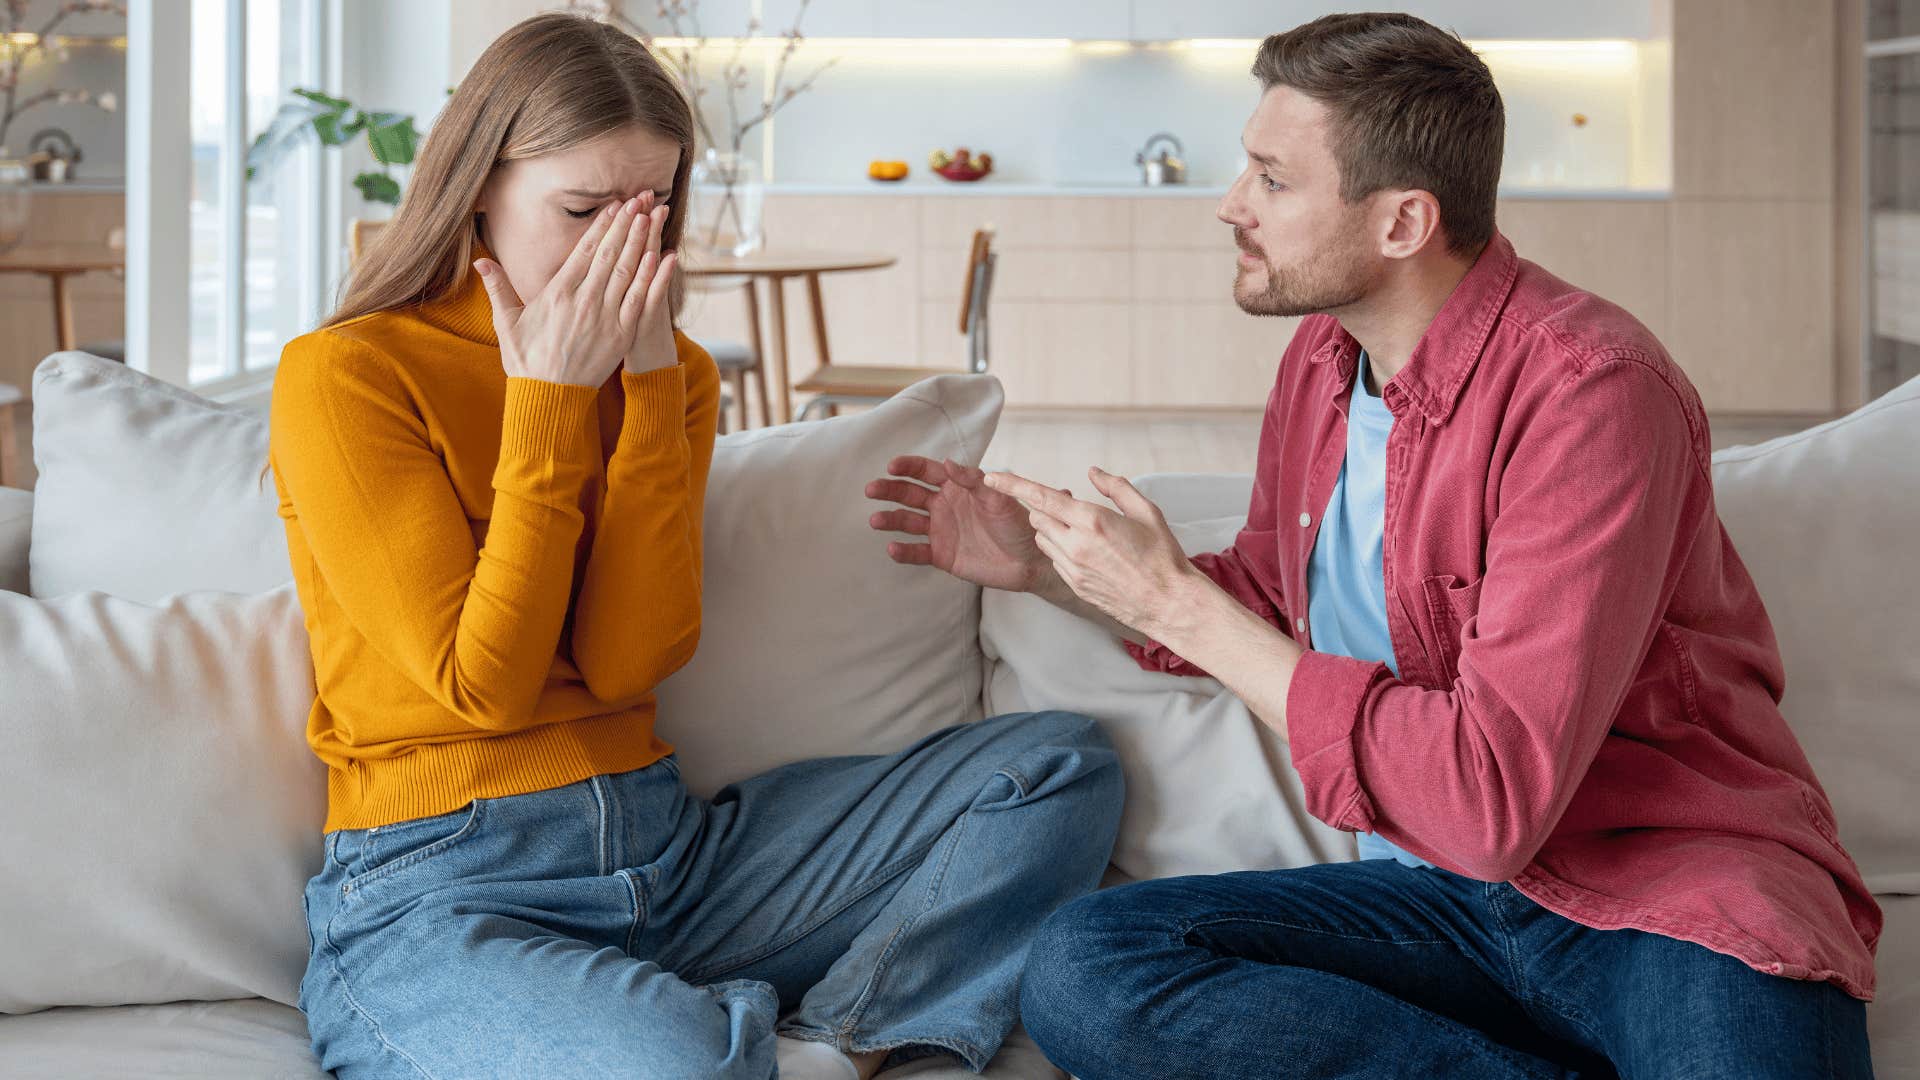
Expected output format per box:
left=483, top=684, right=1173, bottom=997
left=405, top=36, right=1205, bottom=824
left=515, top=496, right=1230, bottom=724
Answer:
left=326, top=11, right=694, bottom=330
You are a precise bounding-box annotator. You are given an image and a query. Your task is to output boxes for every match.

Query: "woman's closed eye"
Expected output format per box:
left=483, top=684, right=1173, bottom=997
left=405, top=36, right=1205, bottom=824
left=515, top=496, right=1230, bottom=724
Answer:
left=564, top=206, right=599, bottom=219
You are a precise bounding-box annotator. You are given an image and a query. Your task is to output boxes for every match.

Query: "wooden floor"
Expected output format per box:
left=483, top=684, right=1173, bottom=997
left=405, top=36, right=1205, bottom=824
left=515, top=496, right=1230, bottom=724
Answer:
left=978, top=408, right=1826, bottom=501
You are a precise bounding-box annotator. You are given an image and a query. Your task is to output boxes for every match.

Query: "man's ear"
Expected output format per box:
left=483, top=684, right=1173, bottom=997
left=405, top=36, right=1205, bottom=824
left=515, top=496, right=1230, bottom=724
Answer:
left=1379, top=189, right=1443, bottom=261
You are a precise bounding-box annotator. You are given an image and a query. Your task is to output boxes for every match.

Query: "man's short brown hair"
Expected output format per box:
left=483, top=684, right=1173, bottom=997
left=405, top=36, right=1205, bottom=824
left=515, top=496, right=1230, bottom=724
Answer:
left=1253, top=12, right=1503, bottom=256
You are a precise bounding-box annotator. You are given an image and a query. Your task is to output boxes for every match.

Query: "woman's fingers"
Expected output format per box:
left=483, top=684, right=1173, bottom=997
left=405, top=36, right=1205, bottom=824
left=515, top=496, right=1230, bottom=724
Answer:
left=581, top=199, right=638, bottom=298
left=608, top=198, right=649, bottom=308
left=550, top=202, right=620, bottom=296
left=645, top=201, right=667, bottom=260
left=472, top=259, right=524, bottom=327
left=644, top=250, right=678, bottom=316
left=622, top=251, right=658, bottom=328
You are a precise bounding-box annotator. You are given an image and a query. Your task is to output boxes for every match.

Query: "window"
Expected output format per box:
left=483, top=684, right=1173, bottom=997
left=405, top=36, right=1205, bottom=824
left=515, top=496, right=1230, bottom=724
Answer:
left=188, top=0, right=331, bottom=387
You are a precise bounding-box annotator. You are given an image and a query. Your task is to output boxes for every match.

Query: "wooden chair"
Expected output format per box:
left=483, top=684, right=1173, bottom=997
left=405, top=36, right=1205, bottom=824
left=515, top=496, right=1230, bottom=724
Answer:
left=0, top=381, right=22, bottom=488
left=793, top=228, right=996, bottom=421
left=349, top=218, right=386, bottom=264
left=688, top=277, right=771, bottom=433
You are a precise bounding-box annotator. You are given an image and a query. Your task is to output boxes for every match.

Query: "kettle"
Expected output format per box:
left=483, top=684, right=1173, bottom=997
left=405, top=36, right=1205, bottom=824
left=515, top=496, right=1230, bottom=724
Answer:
left=1135, top=132, right=1186, bottom=186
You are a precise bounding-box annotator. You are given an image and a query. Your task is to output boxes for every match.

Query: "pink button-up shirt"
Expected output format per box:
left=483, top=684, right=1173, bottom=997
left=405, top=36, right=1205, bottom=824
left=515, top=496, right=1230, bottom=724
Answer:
left=1129, top=232, right=1880, bottom=999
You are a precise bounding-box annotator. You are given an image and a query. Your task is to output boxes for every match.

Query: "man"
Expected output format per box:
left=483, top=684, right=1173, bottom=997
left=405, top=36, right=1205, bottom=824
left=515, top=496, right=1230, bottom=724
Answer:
left=864, top=12, right=1878, bottom=1078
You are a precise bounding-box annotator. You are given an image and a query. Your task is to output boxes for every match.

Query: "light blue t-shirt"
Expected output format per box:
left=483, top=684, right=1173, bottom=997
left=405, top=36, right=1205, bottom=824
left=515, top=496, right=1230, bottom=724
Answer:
left=1305, top=355, right=1432, bottom=869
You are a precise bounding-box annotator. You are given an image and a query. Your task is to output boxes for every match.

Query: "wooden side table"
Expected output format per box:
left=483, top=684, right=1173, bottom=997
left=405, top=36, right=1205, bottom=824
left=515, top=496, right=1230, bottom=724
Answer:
left=685, top=250, right=897, bottom=425
left=0, top=246, right=127, bottom=353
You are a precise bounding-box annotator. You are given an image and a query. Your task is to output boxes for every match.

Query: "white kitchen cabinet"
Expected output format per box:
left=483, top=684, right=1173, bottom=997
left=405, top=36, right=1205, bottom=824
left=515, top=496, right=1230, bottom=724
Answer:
left=1128, top=0, right=1664, bottom=43
left=759, top=0, right=1130, bottom=40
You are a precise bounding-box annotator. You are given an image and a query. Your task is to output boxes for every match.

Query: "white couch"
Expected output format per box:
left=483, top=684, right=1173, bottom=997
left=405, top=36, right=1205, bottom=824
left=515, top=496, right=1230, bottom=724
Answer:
left=0, top=351, right=1915, bottom=1077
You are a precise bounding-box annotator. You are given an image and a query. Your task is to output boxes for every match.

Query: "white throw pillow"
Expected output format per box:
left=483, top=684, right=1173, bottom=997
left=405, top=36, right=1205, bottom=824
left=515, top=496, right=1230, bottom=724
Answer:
left=0, top=584, right=324, bottom=1014
left=654, top=375, right=1002, bottom=796
left=981, top=513, right=1356, bottom=883
left=1711, top=375, right=1920, bottom=895
left=0, top=486, right=29, bottom=593
left=28, top=352, right=287, bottom=602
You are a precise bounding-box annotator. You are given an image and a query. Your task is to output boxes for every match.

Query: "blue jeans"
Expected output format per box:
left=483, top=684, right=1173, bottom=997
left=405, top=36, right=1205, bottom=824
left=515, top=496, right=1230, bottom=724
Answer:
left=299, top=710, right=1124, bottom=1079
left=1021, top=859, right=1873, bottom=1079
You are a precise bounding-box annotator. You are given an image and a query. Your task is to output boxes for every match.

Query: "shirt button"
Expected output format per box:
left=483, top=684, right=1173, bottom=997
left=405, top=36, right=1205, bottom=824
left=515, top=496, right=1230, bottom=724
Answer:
left=1298, top=512, right=1311, bottom=528
left=1295, top=617, right=1307, bottom=633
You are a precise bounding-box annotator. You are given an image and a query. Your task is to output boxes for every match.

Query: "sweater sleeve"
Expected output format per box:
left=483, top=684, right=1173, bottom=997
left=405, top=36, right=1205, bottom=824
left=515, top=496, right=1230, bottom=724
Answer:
left=269, top=331, right=598, bottom=731
left=568, top=333, right=722, bottom=703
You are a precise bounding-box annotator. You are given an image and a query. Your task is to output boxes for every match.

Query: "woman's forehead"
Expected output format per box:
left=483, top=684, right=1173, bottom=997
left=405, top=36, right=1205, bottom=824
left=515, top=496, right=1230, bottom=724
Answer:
left=534, top=129, right=680, bottom=192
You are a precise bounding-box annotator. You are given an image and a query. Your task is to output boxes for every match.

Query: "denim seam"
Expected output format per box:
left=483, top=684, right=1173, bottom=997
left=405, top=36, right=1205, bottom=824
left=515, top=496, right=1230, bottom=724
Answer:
left=776, top=1027, right=991, bottom=1074
left=1485, top=882, right=1531, bottom=999
left=320, top=913, right=439, bottom=1079
left=682, top=840, right=940, bottom=983
left=834, top=792, right=974, bottom=1050
left=1164, top=917, right=1551, bottom=1080
left=589, top=775, right=612, bottom=877
left=1179, top=911, right=1449, bottom=947
left=997, top=762, right=1034, bottom=799
left=619, top=866, right=649, bottom=957
left=336, top=801, right=486, bottom=906
left=1486, top=884, right=1604, bottom=1049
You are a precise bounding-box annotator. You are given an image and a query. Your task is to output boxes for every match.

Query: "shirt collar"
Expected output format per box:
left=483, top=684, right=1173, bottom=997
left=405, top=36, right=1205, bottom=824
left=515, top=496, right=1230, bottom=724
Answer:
left=1307, top=230, right=1518, bottom=425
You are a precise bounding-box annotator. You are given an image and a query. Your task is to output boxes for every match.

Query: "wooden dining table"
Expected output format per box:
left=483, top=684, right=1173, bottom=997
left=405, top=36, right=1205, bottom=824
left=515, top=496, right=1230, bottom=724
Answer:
left=0, top=245, right=126, bottom=353
left=685, top=249, right=896, bottom=425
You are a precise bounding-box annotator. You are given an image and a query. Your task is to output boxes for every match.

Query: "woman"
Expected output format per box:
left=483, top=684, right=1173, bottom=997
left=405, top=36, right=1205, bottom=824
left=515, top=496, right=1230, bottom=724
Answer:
left=271, top=14, right=1122, bottom=1079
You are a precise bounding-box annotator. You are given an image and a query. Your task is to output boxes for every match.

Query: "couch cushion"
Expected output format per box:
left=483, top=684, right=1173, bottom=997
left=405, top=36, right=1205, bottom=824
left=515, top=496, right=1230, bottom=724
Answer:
left=982, top=513, right=1356, bottom=882
left=1711, top=375, right=1920, bottom=894
left=0, top=999, right=325, bottom=1079
left=654, top=374, right=1000, bottom=796
left=0, top=585, right=323, bottom=1014
left=0, top=999, right=1066, bottom=1080
left=0, top=485, right=28, bottom=593
left=28, top=353, right=287, bottom=602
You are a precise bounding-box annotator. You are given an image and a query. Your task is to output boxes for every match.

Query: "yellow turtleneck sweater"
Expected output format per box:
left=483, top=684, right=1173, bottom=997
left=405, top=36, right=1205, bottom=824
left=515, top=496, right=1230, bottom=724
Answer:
left=269, top=257, right=719, bottom=833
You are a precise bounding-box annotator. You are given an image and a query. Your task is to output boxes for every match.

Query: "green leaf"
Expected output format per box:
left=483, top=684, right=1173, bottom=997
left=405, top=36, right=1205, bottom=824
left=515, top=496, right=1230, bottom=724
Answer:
left=354, top=171, right=402, bottom=205
left=311, top=111, right=349, bottom=145
left=365, top=115, right=418, bottom=167
left=245, top=98, right=327, bottom=179
left=292, top=87, right=351, bottom=111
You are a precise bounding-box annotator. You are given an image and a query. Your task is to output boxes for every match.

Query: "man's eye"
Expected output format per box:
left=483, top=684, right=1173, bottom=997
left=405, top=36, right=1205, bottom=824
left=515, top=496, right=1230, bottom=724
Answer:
left=1259, top=174, right=1284, bottom=193
left=565, top=207, right=597, bottom=219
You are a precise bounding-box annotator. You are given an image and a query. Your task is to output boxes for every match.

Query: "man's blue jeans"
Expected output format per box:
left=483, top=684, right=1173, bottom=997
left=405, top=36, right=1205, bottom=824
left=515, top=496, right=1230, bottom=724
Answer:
left=1022, top=858, right=1873, bottom=1079
left=299, top=710, right=1124, bottom=1078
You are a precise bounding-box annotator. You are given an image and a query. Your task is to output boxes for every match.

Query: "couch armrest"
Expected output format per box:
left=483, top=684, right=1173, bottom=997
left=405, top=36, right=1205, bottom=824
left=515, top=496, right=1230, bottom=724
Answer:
left=0, top=484, right=30, bottom=593
left=1130, top=472, right=1255, bottom=525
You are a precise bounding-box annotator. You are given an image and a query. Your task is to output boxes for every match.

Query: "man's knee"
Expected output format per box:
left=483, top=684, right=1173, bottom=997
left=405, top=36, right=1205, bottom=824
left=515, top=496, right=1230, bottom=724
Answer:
left=1021, top=885, right=1169, bottom=1063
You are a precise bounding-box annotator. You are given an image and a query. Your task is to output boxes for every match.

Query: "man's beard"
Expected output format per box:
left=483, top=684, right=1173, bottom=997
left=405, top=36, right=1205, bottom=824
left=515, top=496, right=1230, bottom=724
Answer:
left=1233, top=230, right=1375, bottom=318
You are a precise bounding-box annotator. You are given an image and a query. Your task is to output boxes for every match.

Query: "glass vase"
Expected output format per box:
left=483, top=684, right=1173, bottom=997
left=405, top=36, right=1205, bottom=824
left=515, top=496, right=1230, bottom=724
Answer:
left=688, top=148, right=765, bottom=258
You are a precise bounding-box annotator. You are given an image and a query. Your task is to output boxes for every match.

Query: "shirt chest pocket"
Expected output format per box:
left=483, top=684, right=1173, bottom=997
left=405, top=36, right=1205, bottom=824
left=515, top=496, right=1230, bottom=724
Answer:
left=1417, top=573, right=1483, bottom=685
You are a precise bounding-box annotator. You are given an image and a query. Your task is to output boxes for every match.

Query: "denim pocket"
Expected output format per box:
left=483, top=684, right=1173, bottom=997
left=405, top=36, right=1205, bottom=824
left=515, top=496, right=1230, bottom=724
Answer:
left=336, top=800, right=487, bottom=904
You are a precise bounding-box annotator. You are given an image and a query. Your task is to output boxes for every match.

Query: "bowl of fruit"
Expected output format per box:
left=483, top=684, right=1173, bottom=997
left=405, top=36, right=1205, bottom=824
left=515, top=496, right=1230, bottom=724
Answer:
left=930, top=148, right=992, bottom=182
left=867, top=160, right=910, bottom=182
